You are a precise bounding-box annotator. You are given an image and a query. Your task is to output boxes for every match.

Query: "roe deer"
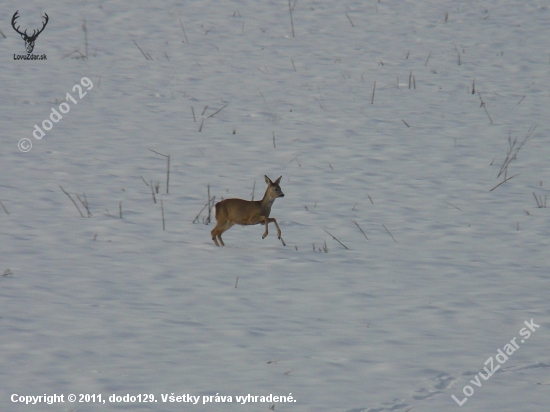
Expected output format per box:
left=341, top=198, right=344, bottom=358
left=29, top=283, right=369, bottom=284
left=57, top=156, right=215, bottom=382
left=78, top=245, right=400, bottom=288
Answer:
left=211, top=175, right=285, bottom=246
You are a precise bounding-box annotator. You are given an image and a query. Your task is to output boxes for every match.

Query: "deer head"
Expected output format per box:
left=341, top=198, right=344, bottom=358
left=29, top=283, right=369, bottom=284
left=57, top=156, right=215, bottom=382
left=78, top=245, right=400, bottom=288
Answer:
left=12, top=11, right=49, bottom=54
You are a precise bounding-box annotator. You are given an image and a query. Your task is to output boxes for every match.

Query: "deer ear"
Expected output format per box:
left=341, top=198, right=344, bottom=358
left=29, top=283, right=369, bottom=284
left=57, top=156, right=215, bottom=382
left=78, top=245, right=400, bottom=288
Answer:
left=265, top=175, right=271, bottom=185
left=274, top=176, right=282, bottom=184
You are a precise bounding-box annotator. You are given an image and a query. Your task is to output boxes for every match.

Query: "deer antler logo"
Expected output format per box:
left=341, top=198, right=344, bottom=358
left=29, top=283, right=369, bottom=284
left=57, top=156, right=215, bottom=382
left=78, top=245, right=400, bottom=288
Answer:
left=12, top=10, right=49, bottom=54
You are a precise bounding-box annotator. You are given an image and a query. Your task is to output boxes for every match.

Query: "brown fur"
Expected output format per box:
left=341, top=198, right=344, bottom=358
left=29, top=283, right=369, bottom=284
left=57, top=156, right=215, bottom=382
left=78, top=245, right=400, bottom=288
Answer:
left=211, top=175, right=284, bottom=246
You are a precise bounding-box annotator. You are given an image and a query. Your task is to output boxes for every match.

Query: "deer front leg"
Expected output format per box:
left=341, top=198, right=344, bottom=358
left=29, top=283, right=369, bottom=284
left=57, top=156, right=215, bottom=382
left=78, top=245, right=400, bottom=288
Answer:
left=261, top=217, right=282, bottom=240
left=270, top=217, right=284, bottom=240
left=267, top=218, right=282, bottom=239
left=262, top=216, right=269, bottom=239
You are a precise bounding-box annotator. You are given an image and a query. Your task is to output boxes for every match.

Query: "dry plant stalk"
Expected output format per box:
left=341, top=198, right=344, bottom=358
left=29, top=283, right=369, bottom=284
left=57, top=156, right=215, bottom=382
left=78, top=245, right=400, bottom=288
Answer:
left=133, top=40, right=152, bottom=60
left=497, top=125, right=536, bottom=180
left=150, top=181, right=156, bottom=203
left=533, top=192, right=547, bottom=208
left=490, top=125, right=536, bottom=191
left=324, top=229, right=350, bottom=250
left=288, top=0, right=295, bottom=37
left=59, top=185, right=85, bottom=217
left=148, top=148, right=170, bottom=194
left=382, top=224, right=398, bottom=243
left=345, top=12, right=355, bottom=27
left=161, top=198, right=165, bottom=230
left=351, top=219, right=368, bottom=240
left=0, top=198, right=9, bottom=215
left=76, top=193, right=92, bottom=217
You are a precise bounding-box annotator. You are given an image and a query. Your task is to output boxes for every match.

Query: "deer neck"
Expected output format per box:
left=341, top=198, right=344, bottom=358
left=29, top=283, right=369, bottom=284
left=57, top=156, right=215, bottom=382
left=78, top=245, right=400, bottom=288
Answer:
left=260, top=190, right=276, bottom=215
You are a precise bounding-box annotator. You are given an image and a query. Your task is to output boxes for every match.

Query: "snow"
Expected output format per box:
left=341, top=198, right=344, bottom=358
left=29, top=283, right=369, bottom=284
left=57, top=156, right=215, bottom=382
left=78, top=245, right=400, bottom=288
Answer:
left=1, top=0, right=549, bottom=411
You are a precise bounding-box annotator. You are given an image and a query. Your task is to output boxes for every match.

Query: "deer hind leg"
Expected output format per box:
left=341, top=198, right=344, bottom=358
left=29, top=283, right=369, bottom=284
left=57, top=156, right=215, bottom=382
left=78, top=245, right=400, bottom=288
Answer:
left=211, top=220, right=227, bottom=246
left=213, top=221, right=234, bottom=246
left=211, top=224, right=222, bottom=246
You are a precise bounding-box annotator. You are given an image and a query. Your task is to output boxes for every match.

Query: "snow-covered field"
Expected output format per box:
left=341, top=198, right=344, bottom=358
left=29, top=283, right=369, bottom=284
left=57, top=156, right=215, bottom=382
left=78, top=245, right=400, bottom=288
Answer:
left=1, top=0, right=549, bottom=410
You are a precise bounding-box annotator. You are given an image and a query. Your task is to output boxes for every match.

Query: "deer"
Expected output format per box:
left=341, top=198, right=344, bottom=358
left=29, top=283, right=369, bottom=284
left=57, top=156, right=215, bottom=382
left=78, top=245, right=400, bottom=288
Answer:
left=12, top=10, right=49, bottom=54
left=211, top=175, right=285, bottom=247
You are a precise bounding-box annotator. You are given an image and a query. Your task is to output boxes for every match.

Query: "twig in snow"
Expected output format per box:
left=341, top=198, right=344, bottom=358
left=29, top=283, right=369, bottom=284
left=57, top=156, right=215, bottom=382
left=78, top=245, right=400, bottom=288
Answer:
left=324, top=230, right=350, bottom=250
left=150, top=181, right=157, bottom=203
left=192, top=197, right=215, bottom=224
left=424, top=51, right=431, bottom=66
left=179, top=18, right=189, bottom=43
left=288, top=0, right=295, bottom=37
left=0, top=198, right=9, bottom=215
left=161, top=198, right=165, bottom=230
left=289, top=155, right=301, bottom=167
left=207, top=184, right=212, bottom=224
left=59, top=185, right=85, bottom=217
left=207, top=104, right=229, bottom=118
left=76, top=193, right=92, bottom=217
left=497, top=125, right=536, bottom=179
left=533, top=192, right=547, bottom=208
left=351, top=219, right=368, bottom=240
left=132, top=40, right=153, bottom=60
left=382, top=224, right=398, bottom=243
left=345, top=12, right=355, bottom=27
left=445, top=201, right=462, bottom=211
left=148, top=148, right=170, bottom=194
left=478, top=93, right=493, bottom=124
left=489, top=174, right=519, bottom=192
left=83, top=18, right=88, bottom=59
